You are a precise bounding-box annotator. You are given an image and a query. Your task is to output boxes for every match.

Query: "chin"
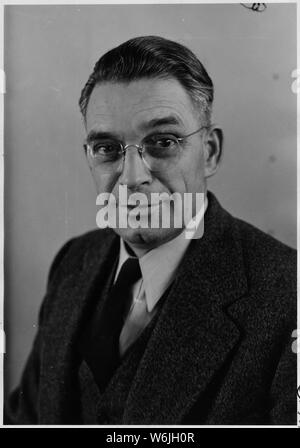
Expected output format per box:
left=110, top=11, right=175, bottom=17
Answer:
left=113, top=226, right=183, bottom=250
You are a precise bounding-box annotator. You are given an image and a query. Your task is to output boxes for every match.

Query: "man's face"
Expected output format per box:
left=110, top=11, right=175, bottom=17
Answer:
left=85, top=77, right=219, bottom=254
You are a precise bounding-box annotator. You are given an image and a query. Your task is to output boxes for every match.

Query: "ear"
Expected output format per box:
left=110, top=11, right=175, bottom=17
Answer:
left=203, top=127, right=223, bottom=178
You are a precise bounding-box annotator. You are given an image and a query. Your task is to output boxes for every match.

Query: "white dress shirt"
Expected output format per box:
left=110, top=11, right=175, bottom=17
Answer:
left=115, top=195, right=208, bottom=354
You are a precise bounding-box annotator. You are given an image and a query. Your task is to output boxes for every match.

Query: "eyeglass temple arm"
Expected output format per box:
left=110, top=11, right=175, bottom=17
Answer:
left=178, top=125, right=210, bottom=142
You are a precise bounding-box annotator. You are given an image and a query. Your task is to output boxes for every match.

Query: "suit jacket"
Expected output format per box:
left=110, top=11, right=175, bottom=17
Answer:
left=5, top=192, right=297, bottom=425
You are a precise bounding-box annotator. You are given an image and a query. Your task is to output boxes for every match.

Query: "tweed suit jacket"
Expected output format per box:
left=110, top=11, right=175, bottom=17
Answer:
left=5, top=192, right=297, bottom=425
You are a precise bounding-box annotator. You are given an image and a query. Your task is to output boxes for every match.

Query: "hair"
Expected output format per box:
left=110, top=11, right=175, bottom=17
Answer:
left=79, top=35, right=214, bottom=125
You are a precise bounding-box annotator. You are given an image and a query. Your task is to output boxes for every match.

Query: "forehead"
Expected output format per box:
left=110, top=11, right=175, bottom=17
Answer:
left=85, top=78, right=198, bottom=133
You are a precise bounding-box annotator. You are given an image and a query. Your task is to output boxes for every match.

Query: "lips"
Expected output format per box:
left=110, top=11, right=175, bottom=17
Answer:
left=117, top=202, right=161, bottom=208
left=116, top=201, right=165, bottom=209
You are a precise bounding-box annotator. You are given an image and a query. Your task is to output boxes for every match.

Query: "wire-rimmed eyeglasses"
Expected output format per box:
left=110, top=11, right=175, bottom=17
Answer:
left=84, top=125, right=208, bottom=173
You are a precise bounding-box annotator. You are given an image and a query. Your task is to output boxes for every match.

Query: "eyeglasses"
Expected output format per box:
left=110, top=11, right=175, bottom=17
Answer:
left=84, top=126, right=208, bottom=173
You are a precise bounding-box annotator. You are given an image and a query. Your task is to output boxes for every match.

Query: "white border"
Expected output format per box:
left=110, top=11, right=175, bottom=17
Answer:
left=0, top=0, right=298, bottom=429
left=297, top=0, right=300, bottom=430
left=0, top=0, right=5, bottom=429
left=0, top=0, right=298, bottom=4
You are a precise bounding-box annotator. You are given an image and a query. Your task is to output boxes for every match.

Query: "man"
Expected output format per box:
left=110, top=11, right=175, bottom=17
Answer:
left=5, top=36, right=296, bottom=425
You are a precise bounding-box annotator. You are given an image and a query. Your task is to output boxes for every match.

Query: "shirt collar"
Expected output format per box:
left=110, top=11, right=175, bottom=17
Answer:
left=116, top=195, right=208, bottom=312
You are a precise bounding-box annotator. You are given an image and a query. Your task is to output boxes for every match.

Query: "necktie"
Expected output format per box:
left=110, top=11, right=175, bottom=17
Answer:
left=119, top=278, right=175, bottom=356
left=82, top=256, right=142, bottom=389
left=119, top=290, right=150, bottom=356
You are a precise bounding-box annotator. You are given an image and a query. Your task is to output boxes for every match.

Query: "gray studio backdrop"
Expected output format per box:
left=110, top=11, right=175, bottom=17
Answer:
left=4, top=4, right=297, bottom=393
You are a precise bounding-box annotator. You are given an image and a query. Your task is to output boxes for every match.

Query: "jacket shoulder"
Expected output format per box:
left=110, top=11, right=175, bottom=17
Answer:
left=47, top=228, right=116, bottom=284
left=233, top=216, right=296, bottom=293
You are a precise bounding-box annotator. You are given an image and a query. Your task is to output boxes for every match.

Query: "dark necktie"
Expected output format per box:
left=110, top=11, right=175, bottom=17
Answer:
left=81, top=257, right=142, bottom=390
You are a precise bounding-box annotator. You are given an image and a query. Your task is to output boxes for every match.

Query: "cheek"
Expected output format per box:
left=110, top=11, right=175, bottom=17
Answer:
left=152, top=171, right=185, bottom=195
left=90, top=168, right=119, bottom=195
left=179, top=151, right=206, bottom=191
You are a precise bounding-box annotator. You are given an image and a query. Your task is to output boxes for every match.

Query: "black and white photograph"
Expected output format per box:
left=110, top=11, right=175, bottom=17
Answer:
left=2, top=1, right=298, bottom=427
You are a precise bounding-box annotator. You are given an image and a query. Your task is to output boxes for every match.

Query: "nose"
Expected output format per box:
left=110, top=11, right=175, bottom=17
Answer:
left=118, top=145, right=152, bottom=189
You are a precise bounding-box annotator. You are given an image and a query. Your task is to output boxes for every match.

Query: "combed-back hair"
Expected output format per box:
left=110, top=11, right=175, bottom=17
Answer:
left=79, top=35, right=214, bottom=124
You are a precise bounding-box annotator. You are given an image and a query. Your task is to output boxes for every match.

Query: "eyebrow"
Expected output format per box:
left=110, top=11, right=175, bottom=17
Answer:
left=86, top=116, right=183, bottom=142
left=140, top=116, right=182, bottom=130
left=86, top=131, right=119, bottom=143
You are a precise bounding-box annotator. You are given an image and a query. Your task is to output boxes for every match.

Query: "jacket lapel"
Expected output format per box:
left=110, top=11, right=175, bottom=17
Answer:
left=40, top=229, right=119, bottom=423
left=124, top=194, right=248, bottom=424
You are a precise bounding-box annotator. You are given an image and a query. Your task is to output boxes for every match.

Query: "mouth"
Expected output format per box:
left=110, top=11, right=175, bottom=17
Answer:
left=117, top=202, right=162, bottom=209
left=117, top=203, right=161, bottom=213
left=116, top=201, right=163, bottom=210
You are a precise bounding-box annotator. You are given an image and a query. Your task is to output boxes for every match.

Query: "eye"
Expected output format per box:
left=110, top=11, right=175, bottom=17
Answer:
left=91, top=140, right=121, bottom=159
left=145, top=135, right=178, bottom=150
